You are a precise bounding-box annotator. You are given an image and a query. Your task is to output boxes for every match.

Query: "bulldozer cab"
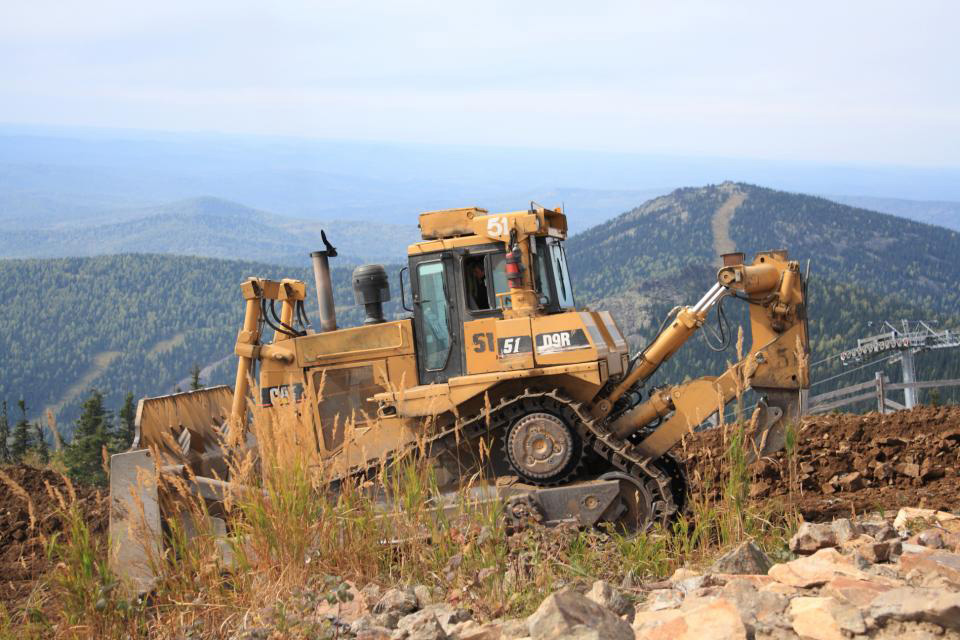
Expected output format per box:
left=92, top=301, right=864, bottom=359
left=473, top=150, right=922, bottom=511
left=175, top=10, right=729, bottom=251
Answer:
left=407, top=206, right=576, bottom=385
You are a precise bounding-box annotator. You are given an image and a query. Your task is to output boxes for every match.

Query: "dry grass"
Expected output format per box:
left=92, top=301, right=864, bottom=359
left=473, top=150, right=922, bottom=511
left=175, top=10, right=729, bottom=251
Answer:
left=1, top=391, right=799, bottom=639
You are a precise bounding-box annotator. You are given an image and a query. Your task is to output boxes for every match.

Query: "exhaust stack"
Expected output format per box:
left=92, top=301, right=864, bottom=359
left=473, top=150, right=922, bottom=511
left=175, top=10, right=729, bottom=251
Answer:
left=310, top=230, right=338, bottom=332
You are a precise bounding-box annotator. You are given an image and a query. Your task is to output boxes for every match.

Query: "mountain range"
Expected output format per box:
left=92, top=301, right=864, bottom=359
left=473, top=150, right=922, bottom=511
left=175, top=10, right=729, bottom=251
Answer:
left=3, top=125, right=959, bottom=243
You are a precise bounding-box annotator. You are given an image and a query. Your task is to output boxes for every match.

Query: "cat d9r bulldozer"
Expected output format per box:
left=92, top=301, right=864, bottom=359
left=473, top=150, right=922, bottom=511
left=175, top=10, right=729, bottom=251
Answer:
left=110, top=204, right=809, bottom=590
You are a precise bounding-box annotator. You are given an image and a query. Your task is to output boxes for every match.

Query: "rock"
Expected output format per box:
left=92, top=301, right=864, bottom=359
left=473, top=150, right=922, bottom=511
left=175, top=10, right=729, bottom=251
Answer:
left=895, top=462, right=921, bottom=479
left=498, top=619, right=528, bottom=639
left=821, top=577, right=893, bottom=607
left=354, top=612, right=402, bottom=633
left=315, top=581, right=365, bottom=623
left=916, top=528, right=945, bottom=549
left=375, top=587, right=419, bottom=616
left=788, top=596, right=866, bottom=640
left=361, top=584, right=384, bottom=608
left=673, top=574, right=713, bottom=594
left=414, top=585, right=435, bottom=609
left=417, top=604, right=472, bottom=634
left=838, top=471, right=864, bottom=491
left=899, top=550, right=960, bottom=586
left=841, top=534, right=899, bottom=563
left=356, top=629, right=393, bottom=640
left=944, top=531, right=960, bottom=552
left=718, top=578, right=790, bottom=636
left=760, top=581, right=801, bottom=597
left=710, top=541, right=773, bottom=575
left=858, top=519, right=899, bottom=542
left=893, top=507, right=960, bottom=533
left=641, top=589, right=683, bottom=612
left=900, top=542, right=929, bottom=555
left=526, top=590, right=633, bottom=640
left=584, top=580, right=632, bottom=618
left=394, top=610, right=448, bottom=640
left=710, top=573, right=776, bottom=588
left=453, top=621, right=503, bottom=640
left=790, top=522, right=835, bottom=554
left=789, top=519, right=860, bottom=554
left=768, top=548, right=873, bottom=588
left=920, top=459, right=945, bottom=482
left=669, top=568, right=700, bottom=583
left=633, top=597, right=747, bottom=640
left=867, top=587, right=960, bottom=630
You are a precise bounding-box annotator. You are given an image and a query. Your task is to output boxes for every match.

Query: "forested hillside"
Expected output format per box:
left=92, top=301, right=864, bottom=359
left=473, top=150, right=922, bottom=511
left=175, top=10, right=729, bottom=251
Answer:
left=0, top=255, right=398, bottom=432
left=567, top=183, right=960, bottom=405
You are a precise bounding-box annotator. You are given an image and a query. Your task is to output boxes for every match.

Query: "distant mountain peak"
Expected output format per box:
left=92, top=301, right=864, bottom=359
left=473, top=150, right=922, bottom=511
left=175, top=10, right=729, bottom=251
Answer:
left=567, top=182, right=960, bottom=317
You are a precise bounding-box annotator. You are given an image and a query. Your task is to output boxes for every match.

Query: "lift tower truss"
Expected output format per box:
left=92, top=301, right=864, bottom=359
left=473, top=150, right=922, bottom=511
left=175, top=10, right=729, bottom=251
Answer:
left=840, top=320, right=960, bottom=408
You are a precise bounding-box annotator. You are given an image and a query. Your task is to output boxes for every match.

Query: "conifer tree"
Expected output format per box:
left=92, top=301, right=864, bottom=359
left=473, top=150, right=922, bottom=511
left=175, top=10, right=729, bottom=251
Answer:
left=64, top=389, right=113, bottom=485
left=10, top=399, right=32, bottom=462
left=0, top=400, right=9, bottom=463
left=116, top=392, right=137, bottom=450
left=190, top=365, right=203, bottom=390
left=33, top=423, right=49, bottom=464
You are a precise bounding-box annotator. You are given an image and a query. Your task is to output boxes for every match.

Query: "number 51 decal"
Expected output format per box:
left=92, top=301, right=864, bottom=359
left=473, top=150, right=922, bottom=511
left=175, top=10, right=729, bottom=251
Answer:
left=486, top=216, right=508, bottom=237
left=471, top=332, right=532, bottom=358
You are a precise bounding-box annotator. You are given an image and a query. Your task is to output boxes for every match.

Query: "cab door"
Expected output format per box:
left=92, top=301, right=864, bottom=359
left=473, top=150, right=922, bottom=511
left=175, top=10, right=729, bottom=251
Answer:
left=411, top=255, right=464, bottom=384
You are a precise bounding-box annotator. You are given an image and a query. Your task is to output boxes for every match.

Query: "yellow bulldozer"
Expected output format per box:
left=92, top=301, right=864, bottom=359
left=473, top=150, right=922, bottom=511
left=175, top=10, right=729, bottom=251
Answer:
left=109, top=204, right=809, bottom=590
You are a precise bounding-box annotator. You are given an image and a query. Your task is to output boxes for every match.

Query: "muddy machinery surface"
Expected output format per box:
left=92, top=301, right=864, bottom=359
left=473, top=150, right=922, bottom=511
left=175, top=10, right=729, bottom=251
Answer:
left=110, top=204, right=809, bottom=589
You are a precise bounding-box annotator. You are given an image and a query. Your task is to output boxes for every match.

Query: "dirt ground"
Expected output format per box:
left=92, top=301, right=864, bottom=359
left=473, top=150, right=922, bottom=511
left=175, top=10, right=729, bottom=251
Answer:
left=679, top=405, right=960, bottom=520
left=0, top=465, right=108, bottom=609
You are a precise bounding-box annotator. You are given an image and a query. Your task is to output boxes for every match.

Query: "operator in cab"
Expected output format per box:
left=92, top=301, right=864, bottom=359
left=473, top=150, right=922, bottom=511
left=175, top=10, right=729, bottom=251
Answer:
left=466, top=260, right=490, bottom=310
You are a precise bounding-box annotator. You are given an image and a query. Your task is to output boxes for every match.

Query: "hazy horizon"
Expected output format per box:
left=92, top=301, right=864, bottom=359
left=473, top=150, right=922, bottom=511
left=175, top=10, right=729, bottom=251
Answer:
left=2, top=1, right=958, bottom=168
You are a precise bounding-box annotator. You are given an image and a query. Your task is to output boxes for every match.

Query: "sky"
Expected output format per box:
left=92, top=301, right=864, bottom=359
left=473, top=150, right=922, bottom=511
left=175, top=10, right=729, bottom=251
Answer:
left=1, top=1, right=958, bottom=167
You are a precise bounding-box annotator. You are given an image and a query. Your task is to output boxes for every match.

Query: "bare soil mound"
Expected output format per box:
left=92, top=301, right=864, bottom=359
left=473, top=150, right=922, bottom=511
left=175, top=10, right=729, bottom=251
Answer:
left=680, top=405, right=960, bottom=520
left=0, top=465, right=108, bottom=608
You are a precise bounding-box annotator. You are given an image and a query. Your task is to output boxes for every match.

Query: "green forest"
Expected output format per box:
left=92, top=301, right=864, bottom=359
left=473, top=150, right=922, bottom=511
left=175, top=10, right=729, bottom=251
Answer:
left=0, top=254, right=385, bottom=436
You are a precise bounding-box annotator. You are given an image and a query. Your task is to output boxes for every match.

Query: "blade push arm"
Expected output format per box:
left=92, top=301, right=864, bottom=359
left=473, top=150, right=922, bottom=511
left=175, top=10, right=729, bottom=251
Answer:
left=229, top=278, right=305, bottom=443
left=599, top=251, right=809, bottom=458
left=592, top=282, right=727, bottom=418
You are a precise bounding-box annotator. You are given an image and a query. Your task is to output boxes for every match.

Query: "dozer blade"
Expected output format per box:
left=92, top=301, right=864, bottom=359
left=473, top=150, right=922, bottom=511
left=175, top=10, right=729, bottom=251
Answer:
left=135, top=385, right=233, bottom=470
left=109, top=449, right=163, bottom=593
left=109, top=386, right=235, bottom=592
left=747, top=387, right=804, bottom=461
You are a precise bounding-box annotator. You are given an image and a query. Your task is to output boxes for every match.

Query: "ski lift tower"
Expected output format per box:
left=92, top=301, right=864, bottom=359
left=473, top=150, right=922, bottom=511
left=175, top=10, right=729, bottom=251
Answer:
left=840, top=320, right=960, bottom=408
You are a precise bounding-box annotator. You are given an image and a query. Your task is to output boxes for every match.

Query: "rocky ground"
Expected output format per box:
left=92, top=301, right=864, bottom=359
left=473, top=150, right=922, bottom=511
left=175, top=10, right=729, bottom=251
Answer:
left=679, top=406, right=960, bottom=520
left=291, top=507, right=960, bottom=640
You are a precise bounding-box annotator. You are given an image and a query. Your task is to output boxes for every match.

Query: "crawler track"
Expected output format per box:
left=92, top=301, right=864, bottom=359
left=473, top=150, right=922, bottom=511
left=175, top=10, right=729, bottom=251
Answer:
left=340, top=388, right=688, bottom=529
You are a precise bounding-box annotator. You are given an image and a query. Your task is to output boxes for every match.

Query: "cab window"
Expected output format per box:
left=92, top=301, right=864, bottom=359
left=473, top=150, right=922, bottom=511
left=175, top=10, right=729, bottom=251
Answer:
left=417, top=261, right=452, bottom=370
left=463, top=255, right=491, bottom=310
left=548, top=240, right=575, bottom=309
left=489, top=253, right=512, bottom=309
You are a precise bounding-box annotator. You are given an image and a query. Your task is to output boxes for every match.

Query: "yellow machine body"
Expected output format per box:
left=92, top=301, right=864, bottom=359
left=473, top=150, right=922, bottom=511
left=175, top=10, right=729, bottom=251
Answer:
left=112, top=202, right=810, bottom=589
